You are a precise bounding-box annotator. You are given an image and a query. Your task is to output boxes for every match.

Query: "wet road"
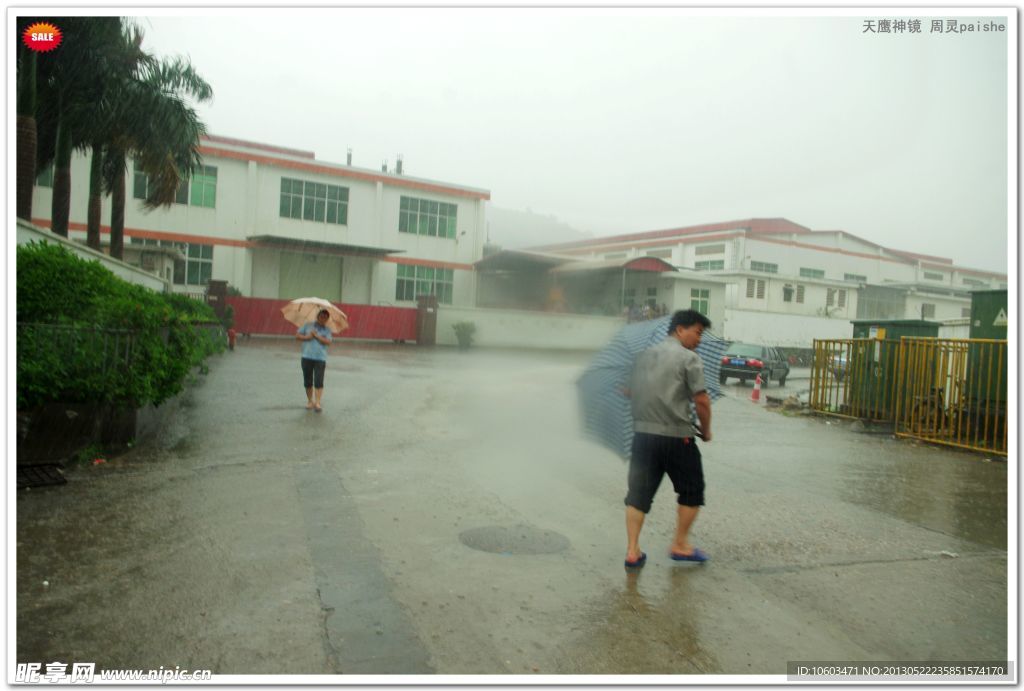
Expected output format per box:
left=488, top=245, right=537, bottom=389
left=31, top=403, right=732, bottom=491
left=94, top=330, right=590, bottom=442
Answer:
left=17, top=339, right=1008, bottom=676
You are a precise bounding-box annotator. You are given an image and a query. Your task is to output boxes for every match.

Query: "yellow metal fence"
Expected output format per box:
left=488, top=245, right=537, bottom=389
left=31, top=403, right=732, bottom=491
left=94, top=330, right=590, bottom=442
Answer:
left=811, top=338, right=1007, bottom=455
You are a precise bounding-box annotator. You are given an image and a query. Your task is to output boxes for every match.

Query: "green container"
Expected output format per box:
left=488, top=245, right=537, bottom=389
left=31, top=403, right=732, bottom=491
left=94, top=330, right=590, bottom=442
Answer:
left=850, top=319, right=939, bottom=340
left=847, top=320, right=939, bottom=418
left=967, top=290, right=1007, bottom=411
left=968, top=290, right=1008, bottom=340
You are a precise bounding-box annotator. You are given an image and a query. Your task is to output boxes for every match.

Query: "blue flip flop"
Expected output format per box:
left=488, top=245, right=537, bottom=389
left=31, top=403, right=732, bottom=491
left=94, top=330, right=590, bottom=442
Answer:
left=624, top=552, right=647, bottom=568
left=670, top=548, right=709, bottom=562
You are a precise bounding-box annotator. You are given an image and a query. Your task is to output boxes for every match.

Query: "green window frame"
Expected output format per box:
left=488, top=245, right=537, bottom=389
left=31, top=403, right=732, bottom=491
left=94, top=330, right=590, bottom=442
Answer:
left=395, top=265, right=454, bottom=304
left=280, top=177, right=348, bottom=225
left=157, top=241, right=212, bottom=286
left=190, top=165, right=217, bottom=208
left=844, top=273, right=867, bottom=282
left=800, top=267, right=825, bottom=279
left=399, top=196, right=457, bottom=239
left=695, top=259, right=724, bottom=271
left=923, top=271, right=945, bottom=281
left=133, top=162, right=189, bottom=205
left=690, top=288, right=710, bottom=314
left=750, top=261, right=778, bottom=274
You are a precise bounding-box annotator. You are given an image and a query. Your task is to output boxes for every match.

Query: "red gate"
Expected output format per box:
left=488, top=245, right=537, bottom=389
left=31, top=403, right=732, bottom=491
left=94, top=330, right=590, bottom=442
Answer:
left=227, top=297, right=419, bottom=341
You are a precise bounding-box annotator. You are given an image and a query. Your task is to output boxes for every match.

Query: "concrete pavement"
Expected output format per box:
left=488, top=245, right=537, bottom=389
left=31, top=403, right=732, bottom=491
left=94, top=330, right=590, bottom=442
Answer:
left=16, top=338, right=1010, bottom=677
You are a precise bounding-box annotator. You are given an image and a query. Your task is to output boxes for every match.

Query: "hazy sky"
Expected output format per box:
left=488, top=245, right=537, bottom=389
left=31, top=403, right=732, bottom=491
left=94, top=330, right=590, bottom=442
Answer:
left=136, top=8, right=1012, bottom=273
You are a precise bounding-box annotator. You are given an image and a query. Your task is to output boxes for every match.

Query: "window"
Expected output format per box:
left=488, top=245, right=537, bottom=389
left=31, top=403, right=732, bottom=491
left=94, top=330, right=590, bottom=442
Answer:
left=746, top=278, right=766, bottom=299
left=961, top=307, right=972, bottom=318
left=796, top=285, right=805, bottom=303
left=691, top=288, right=709, bottom=314
left=694, top=259, right=724, bottom=271
left=36, top=163, right=54, bottom=188
left=694, top=243, right=725, bottom=256
left=399, top=196, right=456, bottom=238
left=783, top=284, right=794, bottom=302
left=190, top=165, right=217, bottom=208
left=826, top=288, right=847, bottom=308
left=280, top=177, right=349, bottom=225
left=133, top=239, right=210, bottom=286
left=921, top=303, right=936, bottom=319
left=604, top=253, right=627, bottom=260
left=962, top=277, right=986, bottom=287
left=844, top=273, right=867, bottom=282
left=923, top=271, right=944, bottom=281
left=646, top=249, right=672, bottom=259
left=184, top=243, right=213, bottom=286
left=395, top=265, right=454, bottom=304
left=749, top=261, right=778, bottom=274
left=800, top=268, right=825, bottom=279
left=132, top=163, right=191, bottom=205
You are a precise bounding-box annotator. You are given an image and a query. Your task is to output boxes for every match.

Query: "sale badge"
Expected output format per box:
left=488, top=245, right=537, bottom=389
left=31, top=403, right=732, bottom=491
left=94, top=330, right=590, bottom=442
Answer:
left=22, top=22, right=62, bottom=52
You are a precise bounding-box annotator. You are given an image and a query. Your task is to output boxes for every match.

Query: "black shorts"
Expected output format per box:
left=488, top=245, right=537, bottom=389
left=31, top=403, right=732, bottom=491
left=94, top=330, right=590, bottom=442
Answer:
left=624, top=432, right=705, bottom=512
left=301, top=358, right=326, bottom=389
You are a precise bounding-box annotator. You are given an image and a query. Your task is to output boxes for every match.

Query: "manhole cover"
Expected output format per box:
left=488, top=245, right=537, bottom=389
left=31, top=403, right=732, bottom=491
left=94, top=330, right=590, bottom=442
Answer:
left=459, top=524, right=570, bottom=555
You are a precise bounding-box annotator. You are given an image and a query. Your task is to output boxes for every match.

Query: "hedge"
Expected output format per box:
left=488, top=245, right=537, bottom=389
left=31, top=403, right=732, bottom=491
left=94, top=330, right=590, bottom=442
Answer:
left=17, top=241, right=224, bottom=410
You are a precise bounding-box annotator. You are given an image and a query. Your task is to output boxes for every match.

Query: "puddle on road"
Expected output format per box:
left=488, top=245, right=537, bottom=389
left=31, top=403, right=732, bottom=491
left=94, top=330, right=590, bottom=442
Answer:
left=459, top=524, right=570, bottom=555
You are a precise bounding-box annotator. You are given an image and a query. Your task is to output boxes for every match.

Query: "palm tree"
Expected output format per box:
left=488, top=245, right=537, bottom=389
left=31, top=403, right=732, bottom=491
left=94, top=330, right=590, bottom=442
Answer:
left=19, top=18, right=210, bottom=255
left=16, top=43, right=36, bottom=222
left=40, top=18, right=122, bottom=237
left=102, top=41, right=213, bottom=259
left=19, top=17, right=122, bottom=235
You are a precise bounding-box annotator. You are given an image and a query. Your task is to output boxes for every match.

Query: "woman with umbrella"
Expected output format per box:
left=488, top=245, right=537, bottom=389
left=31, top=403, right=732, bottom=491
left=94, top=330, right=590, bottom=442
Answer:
left=282, top=298, right=349, bottom=412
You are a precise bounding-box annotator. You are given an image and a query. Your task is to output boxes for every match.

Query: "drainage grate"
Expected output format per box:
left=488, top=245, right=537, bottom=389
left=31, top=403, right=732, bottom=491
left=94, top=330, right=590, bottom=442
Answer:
left=459, top=524, right=570, bottom=555
left=18, top=464, right=67, bottom=490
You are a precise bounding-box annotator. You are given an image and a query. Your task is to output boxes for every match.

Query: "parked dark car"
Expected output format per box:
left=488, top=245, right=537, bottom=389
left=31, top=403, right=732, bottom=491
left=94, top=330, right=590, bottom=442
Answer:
left=719, top=342, right=790, bottom=386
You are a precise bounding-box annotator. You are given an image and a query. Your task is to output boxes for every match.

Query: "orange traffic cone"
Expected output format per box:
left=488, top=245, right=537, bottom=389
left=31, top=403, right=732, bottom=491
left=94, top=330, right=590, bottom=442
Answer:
left=750, top=373, right=762, bottom=403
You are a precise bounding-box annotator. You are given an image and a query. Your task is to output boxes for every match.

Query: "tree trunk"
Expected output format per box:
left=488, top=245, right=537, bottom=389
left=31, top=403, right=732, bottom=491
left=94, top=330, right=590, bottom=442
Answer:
left=51, top=116, right=72, bottom=237
left=16, top=50, right=37, bottom=222
left=17, top=115, right=37, bottom=222
left=110, top=150, right=125, bottom=260
left=87, top=143, right=103, bottom=250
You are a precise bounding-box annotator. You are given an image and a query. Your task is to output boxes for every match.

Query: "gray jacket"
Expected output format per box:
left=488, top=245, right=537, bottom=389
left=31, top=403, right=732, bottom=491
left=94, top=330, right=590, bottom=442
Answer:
left=630, top=337, right=706, bottom=438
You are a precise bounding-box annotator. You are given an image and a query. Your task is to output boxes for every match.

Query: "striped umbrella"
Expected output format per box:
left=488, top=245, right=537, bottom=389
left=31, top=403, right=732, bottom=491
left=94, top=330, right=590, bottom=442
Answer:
left=577, top=316, right=729, bottom=460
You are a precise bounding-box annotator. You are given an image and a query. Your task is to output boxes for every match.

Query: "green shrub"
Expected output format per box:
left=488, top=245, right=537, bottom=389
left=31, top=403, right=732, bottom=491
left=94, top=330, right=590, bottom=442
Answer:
left=16, top=241, right=224, bottom=410
left=452, top=321, right=476, bottom=348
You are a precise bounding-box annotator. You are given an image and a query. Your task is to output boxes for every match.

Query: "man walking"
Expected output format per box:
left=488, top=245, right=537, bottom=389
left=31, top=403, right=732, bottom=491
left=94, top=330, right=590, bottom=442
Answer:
left=624, top=309, right=712, bottom=568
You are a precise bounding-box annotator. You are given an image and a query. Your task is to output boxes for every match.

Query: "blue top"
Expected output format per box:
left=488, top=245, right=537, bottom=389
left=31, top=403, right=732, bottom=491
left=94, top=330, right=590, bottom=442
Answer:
left=297, top=322, right=333, bottom=361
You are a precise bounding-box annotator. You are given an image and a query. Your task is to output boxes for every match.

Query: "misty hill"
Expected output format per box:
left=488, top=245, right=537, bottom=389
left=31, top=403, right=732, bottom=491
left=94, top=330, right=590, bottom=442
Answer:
left=485, top=206, right=593, bottom=250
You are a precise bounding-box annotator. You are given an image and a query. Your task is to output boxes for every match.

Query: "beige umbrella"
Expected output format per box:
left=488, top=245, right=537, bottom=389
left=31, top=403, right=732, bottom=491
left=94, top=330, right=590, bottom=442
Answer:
left=280, top=297, right=349, bottom=334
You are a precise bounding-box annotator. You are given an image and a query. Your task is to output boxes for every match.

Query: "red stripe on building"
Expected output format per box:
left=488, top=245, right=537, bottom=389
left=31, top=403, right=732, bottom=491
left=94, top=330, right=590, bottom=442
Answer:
left=199, top=145, right=491, bottom=201
left=382, top=256, right=475, bottom=271
left=201, top=134, right=316, bottom=160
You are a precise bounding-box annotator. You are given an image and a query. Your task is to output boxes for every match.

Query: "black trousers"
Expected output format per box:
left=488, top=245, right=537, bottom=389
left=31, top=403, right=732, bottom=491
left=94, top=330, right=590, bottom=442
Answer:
left=301, top=358, right=326, bottom=389
left=625, top=432, right=705, bottom=512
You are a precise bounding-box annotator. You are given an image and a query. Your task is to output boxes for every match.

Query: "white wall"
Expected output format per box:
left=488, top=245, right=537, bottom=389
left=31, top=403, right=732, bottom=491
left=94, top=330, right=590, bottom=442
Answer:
left=905, top=293, right=971, bottom=321
left=722, top=308, right=854, bottom=347
left=17, top=221, right=170, bottom=293
left=669, top=278, right=726, bottom=329
left=436, top=307, right=622, bottom=349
